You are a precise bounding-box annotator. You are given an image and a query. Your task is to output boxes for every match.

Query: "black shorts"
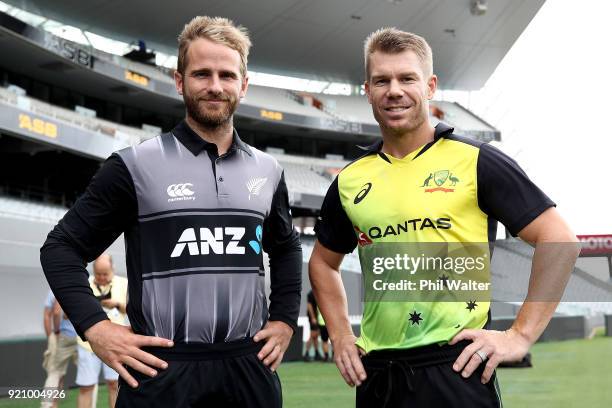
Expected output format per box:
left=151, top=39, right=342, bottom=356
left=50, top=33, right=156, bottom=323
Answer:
left=356, top=341, right=502, bottom=408
left=116, top=339, right=281, bottom=408
left=319, top=326, right=329, bottom=342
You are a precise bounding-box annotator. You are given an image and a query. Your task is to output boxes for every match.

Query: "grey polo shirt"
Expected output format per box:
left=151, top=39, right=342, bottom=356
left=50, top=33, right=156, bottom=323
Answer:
left=41, top=120, right=302, bottom=348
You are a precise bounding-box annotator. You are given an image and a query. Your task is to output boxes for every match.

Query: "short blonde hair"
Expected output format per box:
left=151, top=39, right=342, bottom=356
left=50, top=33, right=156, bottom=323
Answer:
left=177, top=16, right=252, bottom=77
left=364, top=28, right=433, bottom=80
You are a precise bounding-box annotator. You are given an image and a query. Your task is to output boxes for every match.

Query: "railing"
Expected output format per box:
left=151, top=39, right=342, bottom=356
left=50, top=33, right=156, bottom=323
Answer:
left=0, top=184, right=72, bottom=208
left=0, top=86, right=155, bottom=144
left=90, top=48, right=175, bottom=83
left=284, top=89, right=350, bottom=122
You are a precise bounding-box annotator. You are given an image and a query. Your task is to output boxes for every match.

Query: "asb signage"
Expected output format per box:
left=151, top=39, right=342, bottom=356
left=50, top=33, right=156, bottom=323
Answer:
left=577, top=235, right=612, bottom=256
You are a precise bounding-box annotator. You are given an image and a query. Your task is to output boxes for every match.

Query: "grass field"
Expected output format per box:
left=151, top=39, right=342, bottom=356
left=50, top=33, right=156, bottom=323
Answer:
left=1, top=334, right=610, bottom=408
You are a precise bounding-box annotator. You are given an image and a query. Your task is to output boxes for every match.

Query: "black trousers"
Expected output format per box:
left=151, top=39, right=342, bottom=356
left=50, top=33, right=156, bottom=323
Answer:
left=116, top=342, right=282, bottom=408
left=356, top=341, right=502, bottom=408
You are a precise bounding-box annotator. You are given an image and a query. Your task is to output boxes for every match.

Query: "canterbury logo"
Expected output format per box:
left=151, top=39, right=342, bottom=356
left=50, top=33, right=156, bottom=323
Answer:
left=167, top=183, right=194, bottom=197
left=246, top=177, right=267, bottom=200
left=167, top=183, right=195, bottom=202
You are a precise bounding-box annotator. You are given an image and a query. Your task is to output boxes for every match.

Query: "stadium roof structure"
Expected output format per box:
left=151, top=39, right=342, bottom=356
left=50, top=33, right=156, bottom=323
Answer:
left=5, top=0, right=545, bottom=90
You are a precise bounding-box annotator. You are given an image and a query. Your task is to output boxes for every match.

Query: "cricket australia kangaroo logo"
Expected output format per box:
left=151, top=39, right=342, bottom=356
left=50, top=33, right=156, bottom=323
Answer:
left=246, top=177, right=268, bottom=200
left=420, top=170, right=460, bottom=193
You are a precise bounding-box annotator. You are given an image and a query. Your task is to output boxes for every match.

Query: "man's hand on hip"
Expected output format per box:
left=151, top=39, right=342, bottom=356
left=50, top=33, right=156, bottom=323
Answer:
left=84, top=320, right=174, bottom=388
left=332, top=334, right=366, bottom=387
left=254, top=321, right=293, bottom=371
left=449, top=328, right=531, bottom=384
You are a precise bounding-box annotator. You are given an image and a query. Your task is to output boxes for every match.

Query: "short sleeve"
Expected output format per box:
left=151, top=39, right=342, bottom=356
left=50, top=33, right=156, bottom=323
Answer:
left=44, top=291, right=55, bottom=309
left=314, top=177, right=358, bottom=254
left=477, top=143, right=555, bottom=236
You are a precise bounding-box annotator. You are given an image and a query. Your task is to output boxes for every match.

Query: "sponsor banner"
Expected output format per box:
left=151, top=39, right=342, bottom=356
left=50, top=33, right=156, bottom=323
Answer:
left=42, top=32, right=92, bottom=68
left=0, top=103, right=126, bottom=159
left=0, top=12, right=93, bottom=68
left=577, top=235, right=612, bottom=256
left=236, top=104, right=381, bottom=137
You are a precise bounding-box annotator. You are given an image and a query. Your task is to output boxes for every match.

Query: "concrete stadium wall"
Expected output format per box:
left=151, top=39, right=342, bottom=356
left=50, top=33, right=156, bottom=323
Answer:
left=490, top=315, right=588, bottom=342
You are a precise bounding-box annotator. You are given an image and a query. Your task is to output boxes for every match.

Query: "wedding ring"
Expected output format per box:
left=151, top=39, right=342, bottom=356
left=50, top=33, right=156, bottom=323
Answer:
left=475, top=349, right=488, bottom=362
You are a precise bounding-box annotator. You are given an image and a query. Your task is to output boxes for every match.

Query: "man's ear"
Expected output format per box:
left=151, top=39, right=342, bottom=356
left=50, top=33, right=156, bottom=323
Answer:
left=427, top=74, right=438, bottom=100
left=174, top=70, right=184, bottom=95
left=240, top=74, right=249, bottom=99
left=364, top=80, right=372, bottom=104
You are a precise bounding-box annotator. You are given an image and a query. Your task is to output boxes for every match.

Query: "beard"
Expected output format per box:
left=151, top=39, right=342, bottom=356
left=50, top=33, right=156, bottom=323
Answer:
left=183, top=85, right=238, bottom=129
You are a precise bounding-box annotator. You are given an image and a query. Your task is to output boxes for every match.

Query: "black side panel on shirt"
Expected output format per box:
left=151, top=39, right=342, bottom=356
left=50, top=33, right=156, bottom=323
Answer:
left=262, top=172, right=303, bottom=332
left=314, top=177, right=358, bottom=254
left=476, top=143, right=555, bottom=236
left=40, top=153, right=137, bottom=339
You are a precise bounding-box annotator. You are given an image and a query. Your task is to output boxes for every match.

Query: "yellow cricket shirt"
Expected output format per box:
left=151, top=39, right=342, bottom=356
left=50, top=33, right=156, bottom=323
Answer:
left=315, top=123, right=554, bottom=353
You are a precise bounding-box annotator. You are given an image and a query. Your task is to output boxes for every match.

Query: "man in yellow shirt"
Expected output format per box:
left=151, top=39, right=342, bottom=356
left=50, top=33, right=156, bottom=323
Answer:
left=309, top=28, right=579, bottom=407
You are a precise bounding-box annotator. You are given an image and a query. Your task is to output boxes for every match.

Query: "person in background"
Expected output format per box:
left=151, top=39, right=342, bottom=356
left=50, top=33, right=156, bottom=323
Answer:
left=41, top=290, right=78, bottom=408
left=316, top=309, right=331, bottom=362
left=75, top=254, right=128, bottom=408
left=303, top=290, right=323, bottom=361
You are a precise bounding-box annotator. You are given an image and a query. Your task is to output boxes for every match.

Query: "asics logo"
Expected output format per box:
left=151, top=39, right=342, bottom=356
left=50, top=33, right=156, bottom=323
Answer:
left=167, top=183, right=194, bottom=197
left=354, top=182, right=372, bottom=204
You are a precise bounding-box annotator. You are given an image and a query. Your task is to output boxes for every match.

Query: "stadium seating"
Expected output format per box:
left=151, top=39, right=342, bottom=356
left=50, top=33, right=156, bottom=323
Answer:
left=492, top=240, right=612, bottom=316
left=269, top=152, right=347, bottom=198
left=243, top=85, right=333, bottom=119
left=0, top=195, right=67, bottom=223
left=0, top=86, right=151, bottom=144
left=317, top=94, right=378, bottom=125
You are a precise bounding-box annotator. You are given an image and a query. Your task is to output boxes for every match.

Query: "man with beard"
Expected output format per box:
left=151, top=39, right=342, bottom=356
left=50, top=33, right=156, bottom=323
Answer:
left=41, top=16, right=302, bottom=408
left=309, top=28, right=579, bottom=407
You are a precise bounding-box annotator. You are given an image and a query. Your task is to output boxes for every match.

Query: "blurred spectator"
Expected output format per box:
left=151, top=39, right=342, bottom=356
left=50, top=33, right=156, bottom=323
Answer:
left=41, top=291, right=78, bottom=408
left=76, top=254, right=128, bottom=408
left=303, top=290, right=324, bottom=361
left=317, top=309, right=331, bottom=362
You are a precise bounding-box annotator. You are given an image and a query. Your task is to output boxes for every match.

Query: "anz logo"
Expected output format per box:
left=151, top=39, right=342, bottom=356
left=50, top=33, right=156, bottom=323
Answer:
left=170, top=226, right=262, bottom=257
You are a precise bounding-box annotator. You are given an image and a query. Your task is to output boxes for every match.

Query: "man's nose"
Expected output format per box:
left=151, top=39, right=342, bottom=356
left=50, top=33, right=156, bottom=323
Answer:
left=387, top=79, right=403, bottom=98
left=208, top=74, right=223, bottom=95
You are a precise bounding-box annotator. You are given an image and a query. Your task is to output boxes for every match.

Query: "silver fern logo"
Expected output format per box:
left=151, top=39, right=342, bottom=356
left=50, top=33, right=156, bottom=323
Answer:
left=246, top=177, right=268, bottom=200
